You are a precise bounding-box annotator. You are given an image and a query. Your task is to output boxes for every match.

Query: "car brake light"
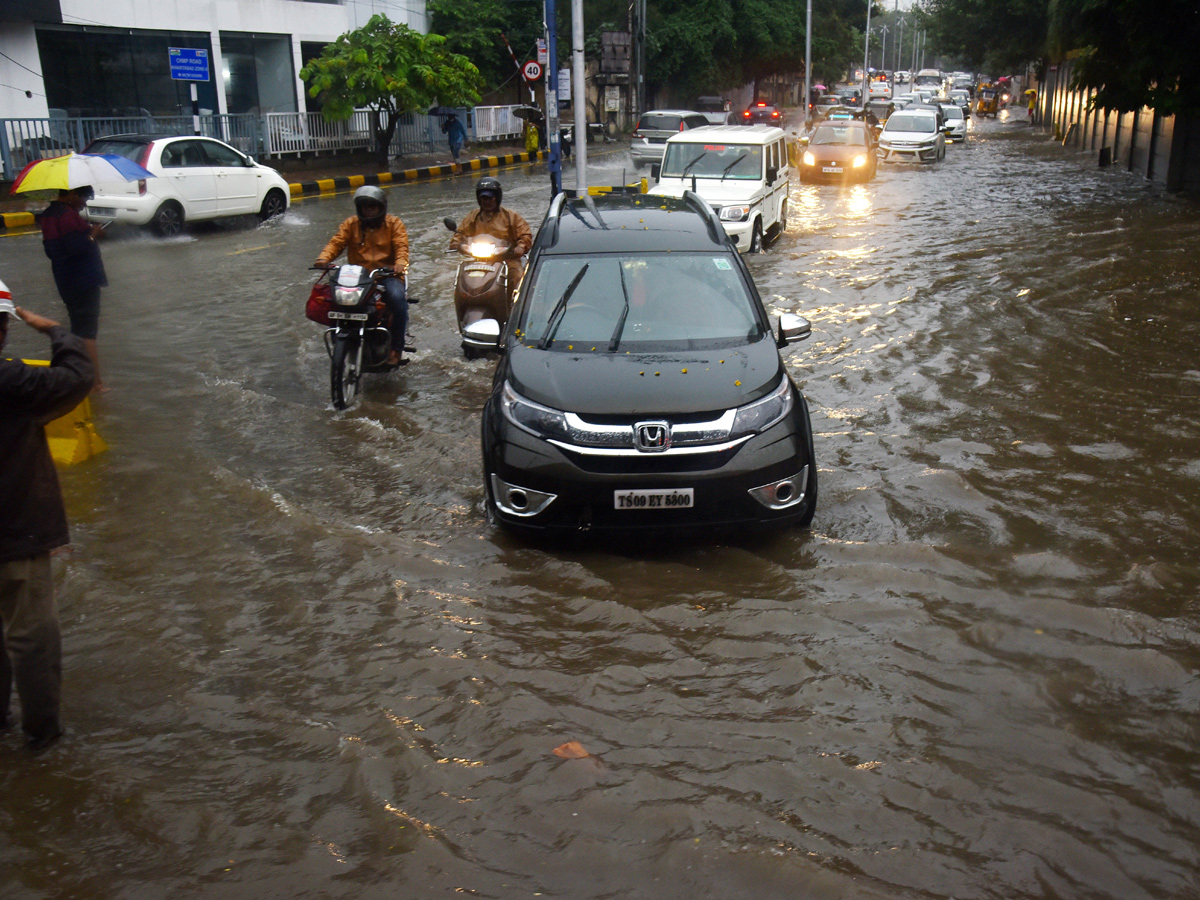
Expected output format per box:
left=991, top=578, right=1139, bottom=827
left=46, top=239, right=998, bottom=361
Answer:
left=756, top=101, right=766, bottom=107
left=137, top=145, right=151, bottom=168
left=138, top=178, right=146, bottom=196
left=679, top=121, right=686, bottom=131
left=772, top=111, right=780, bottom=118
left=743, top=111, right=751, bottom=118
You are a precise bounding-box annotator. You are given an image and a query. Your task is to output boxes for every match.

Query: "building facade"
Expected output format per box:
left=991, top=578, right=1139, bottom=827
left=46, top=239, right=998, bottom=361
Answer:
left=0, top=0, right=427, bottom=122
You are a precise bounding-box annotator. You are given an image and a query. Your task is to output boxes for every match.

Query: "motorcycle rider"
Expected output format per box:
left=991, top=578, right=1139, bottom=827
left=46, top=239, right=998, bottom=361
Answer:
left=448, top=177, right=532, bottom=304
left=316, top=186, right=409, bottom=366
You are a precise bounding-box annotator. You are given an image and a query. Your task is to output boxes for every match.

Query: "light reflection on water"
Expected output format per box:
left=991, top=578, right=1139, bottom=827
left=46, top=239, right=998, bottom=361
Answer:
left=1, top=120, right=1198, bottom=900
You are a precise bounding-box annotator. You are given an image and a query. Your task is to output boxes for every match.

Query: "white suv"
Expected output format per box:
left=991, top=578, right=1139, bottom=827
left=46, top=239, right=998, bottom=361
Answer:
left=82, top=134, right=291, bottom=236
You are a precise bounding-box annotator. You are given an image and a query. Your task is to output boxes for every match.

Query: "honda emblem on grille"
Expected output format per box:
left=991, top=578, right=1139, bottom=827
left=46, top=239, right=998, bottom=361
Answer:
left=635, top=421, right=671, bottom=452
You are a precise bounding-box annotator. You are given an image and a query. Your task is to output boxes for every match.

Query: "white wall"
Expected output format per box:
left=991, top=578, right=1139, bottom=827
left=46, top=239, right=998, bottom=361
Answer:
left=0, top=24, right=51, bottom=119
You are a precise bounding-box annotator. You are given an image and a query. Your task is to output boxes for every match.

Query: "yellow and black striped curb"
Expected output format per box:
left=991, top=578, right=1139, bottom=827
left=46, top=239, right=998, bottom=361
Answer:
left=288, top=149, right=549, bottom=198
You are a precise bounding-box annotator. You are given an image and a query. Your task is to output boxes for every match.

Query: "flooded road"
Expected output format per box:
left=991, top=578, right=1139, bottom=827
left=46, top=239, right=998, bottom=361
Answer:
left=3, top=110, right=1199, bottom=899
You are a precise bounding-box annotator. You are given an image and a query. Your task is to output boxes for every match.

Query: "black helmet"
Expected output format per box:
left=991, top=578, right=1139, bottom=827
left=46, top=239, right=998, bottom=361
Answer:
left=353, top=185, right=387, bottom=227
left=475, top=176, right=502, bottom=207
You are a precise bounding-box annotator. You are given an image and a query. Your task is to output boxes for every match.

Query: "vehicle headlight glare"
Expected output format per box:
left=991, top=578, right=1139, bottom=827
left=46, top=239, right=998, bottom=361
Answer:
left=720, top=205, right=751, bottom=222
left=852, top=154, right=867, bottom=168
left=501, top=382, right=571, bottom=441
left=802, top=151, right=816, bottom=166
left=730, top=377, right=793, bottom=437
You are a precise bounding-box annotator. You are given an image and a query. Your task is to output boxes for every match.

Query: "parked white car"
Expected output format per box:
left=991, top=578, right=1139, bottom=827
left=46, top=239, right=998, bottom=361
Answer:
left=82, top=133, right=291, bottom=236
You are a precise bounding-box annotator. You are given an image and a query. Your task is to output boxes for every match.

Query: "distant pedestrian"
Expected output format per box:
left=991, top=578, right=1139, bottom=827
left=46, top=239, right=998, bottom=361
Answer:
left=0, top=281, right=95, bottom=752
left=40, top=185, right=107, bottom=392
left=442, top=113, right=468, bottom=161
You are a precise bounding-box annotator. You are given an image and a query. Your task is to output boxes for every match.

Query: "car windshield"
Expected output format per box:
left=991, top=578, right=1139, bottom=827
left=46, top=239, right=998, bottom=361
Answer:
left=638, top=114, right=683, bottom=131
left=811, top=125, right=867, bottom=146
left=884, top=114, right=936, bottom=133
left=943, top=107, right=964, bottom=120
left=519, top=253, right=763, bottom=350
left=660, top=143, right=763, bottom=179
left=83, top=139, right=147, bottom=162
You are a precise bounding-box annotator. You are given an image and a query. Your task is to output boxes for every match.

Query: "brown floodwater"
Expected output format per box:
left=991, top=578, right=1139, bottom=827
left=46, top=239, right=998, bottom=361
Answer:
left=2, top=110, right=1198, bottom=899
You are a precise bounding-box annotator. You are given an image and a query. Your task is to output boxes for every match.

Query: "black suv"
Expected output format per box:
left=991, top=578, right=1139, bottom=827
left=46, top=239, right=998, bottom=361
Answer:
left=466, top=189, right=818, bottom=535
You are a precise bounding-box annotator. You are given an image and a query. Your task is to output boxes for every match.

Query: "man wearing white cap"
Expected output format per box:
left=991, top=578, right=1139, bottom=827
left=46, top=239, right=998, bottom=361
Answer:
left=0, top=279, right=94, bottom=751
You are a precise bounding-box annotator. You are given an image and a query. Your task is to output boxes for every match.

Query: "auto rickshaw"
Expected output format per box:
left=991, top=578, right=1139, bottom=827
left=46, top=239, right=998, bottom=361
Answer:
left=976, top=84, right=1000, bottom=118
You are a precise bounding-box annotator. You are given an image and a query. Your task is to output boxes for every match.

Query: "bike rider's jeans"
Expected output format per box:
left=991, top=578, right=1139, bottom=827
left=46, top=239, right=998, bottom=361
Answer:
left=382, top=277, right=407, bottom=350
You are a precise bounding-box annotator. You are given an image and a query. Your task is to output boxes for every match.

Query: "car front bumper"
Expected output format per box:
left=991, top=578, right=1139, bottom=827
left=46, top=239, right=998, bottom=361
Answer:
left=482, top=398, right=815, bottom=534
left=630, top=140, right=668, bottom=164
left=878, top=143, right=939, bottom=163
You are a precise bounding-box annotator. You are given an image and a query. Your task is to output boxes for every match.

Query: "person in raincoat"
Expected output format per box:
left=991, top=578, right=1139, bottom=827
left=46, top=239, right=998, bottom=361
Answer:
left=448, top=177, right=533, bottom=304
left=442, top=113, right=468, bottom=161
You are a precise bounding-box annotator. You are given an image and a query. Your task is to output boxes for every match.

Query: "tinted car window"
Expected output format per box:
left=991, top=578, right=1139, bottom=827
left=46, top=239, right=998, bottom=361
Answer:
left=884, top=114, right=936, bottom=133
left=520, top=253, right=763, bottom=348
left=812, top=125, right=868, bottom=146
left=638, top=114, right=683, bottom=131
left=660, top=142, right=763, bottom=179
left=199, top=140, right=247, bottom=166
left=83, top=138, right=147, bottom=162
left=160, top=140, right=208, bottom=168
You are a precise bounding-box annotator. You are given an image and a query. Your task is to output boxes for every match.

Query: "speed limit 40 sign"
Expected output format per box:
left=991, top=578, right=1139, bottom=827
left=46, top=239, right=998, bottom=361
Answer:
left=522, top=60, right=543, bottom=81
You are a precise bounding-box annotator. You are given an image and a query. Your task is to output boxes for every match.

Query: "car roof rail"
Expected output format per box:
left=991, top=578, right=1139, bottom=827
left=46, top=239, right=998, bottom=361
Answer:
left=681, top=190, right=727, bottom=245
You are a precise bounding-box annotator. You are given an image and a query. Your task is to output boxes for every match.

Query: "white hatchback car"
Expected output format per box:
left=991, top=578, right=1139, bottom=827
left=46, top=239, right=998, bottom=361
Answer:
left=82, top=133, right=291, bottom=236
left=877, top=109, right=947, bottom=163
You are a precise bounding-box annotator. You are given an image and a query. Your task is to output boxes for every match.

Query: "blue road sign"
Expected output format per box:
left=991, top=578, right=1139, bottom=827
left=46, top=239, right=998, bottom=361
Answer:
left=169, top=47, right=210, bottom=82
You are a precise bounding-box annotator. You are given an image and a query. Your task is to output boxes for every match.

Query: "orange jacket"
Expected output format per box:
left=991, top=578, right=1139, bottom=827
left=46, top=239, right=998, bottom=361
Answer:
left=449, top=207, right=532, bottom=257
left=318, top=215, right=409, bottom=276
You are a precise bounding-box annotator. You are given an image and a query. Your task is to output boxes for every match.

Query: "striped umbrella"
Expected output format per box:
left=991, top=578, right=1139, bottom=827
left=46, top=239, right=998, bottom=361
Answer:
left=8, top=152, right=154, bottom=195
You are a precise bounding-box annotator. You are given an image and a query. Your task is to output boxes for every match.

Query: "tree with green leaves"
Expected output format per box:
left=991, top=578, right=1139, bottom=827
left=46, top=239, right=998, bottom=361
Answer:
left=914, top=0, right=1047, bottom=75
left=427, top=0, right=545, bottom=104
left=300, top=15, right=485, bottom=166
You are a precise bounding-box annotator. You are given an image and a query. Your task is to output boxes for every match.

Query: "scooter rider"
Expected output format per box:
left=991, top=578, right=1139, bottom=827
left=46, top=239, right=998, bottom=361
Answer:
left=316, top=186, right=409, bottom=366
left=448, top=177, right=532, bottom=302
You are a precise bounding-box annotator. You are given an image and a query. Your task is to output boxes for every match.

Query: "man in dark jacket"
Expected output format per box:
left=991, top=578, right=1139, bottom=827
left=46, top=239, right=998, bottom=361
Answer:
left=0, top=281, right=94, bottom=751
left=41, top=185, right=107, bottom=391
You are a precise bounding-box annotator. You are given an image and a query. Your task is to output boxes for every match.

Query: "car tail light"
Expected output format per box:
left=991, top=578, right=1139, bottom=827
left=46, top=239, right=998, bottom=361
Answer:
left=772, top=111, right=780, bottom=118
left=743, top=111, right=751, bottom=119
left=137, top=178, right=146, bottom=196
left=137, top=145, right=151, bottom=168
left=679, top=121, right=686, bottom=131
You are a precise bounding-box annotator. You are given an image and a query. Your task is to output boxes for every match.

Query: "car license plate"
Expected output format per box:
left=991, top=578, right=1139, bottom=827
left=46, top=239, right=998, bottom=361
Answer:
left=614, top=488, right=694, bottom=510
left=88, top=207, right=116, bottom=217
left=327, top=311, right=368, bottom=321
left=822, top=166, right=843, bottom=173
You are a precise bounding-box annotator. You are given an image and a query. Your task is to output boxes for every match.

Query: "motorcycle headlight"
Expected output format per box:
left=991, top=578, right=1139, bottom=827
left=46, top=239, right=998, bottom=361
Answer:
left=334, top=286, right=363, bottom=306
left=802, top=151, right=816, bottom=166
left=719, top=205, right=751, bottom=222
left=500, top=382, right=571, bottom=441
left=729, top=377, right=793, bottom=438
left=852, top=154, right=868, bottom=168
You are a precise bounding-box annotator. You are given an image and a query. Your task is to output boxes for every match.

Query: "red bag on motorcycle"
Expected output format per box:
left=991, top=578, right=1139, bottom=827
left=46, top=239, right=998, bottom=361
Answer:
left=305, top=282, right=334, bottom=325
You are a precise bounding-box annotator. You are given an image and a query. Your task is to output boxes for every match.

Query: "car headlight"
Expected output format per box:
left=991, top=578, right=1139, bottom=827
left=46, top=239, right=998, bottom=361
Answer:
left=852, top=154, right=867, bottom=168
left=730, top=377, right=793, bottom=438
left=719, top=205, right=751, bottom=222
left=500, top=382, right=571, bottom=441
left=802, top=151, right=816, bottom=166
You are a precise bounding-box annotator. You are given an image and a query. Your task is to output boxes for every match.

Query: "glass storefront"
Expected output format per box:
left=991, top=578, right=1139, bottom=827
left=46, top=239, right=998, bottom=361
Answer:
left=35, top=26, right=220, bottom=116
left=220, top=33, right=297, bottom=115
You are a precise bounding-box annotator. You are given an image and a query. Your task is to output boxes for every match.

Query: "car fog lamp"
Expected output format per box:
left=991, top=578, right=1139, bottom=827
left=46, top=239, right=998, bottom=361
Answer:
left=719, top=205, right=751, bottom=223
left=748, top=466, right=809, bottom=510
left=802, top=151, right=816, bottom=166
left=500, top=382, right=572, bottom=441
left=490, top=474, right=557, bottom=518
left=730, top=377, right=793, bottom=438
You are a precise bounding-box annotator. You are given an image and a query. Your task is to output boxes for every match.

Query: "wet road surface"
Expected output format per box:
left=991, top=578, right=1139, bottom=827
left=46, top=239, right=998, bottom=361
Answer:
left=2, top=110, right=1199, bottom=899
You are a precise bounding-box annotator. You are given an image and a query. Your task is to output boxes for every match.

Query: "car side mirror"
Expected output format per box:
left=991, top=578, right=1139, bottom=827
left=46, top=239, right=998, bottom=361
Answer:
left=767, top=166, right=779, bottom=183
left=776, top=312, right=812, bottom=347
left=463, top=318, right=502, bottom=350
left=443, top=217, right=458, bottom=232
left=650, top=162, right=661, bottom=181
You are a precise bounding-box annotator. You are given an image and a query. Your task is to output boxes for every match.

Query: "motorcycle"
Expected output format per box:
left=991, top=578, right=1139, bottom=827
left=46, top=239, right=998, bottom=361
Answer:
left=443, top=217, right=513, bottom=358
left=305, top=263, right=414, bottom=409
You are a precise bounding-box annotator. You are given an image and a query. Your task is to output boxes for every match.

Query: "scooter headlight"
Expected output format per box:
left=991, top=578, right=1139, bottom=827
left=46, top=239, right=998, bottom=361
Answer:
left=468, top=239, right=502, bottom=259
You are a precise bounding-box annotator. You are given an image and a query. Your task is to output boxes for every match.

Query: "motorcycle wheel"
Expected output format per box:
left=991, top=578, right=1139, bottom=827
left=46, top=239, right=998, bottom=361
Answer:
left=331, top=335, right=360, bottom=410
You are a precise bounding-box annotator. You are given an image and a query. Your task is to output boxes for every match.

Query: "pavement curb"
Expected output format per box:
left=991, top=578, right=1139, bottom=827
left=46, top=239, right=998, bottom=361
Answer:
left=1, top=211, right=36, bottom=230
left=287, top=149, right=550, bottom=199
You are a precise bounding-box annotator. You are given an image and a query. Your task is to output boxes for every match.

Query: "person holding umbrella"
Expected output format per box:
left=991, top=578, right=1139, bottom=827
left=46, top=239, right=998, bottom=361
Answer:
left=39, top=185, right=108, bottom=392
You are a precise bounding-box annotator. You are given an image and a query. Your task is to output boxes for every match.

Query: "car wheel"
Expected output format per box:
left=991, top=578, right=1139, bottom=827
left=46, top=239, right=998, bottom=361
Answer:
left=258, top=189, right=287, bottom=221
left=151, top=202, right=184, bottom=237
left=749, top=219, right=763, bottom=253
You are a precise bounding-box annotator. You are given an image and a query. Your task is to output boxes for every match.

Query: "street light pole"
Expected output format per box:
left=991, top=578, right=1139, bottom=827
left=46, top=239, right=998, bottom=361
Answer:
left=861, top=0, right=872, bottom=105
left=803, top=0, right=812, bottom=130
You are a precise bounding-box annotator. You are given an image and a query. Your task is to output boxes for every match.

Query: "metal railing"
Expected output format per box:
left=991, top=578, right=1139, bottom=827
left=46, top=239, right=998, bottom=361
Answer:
left=2, top=105, right=528, bottom=180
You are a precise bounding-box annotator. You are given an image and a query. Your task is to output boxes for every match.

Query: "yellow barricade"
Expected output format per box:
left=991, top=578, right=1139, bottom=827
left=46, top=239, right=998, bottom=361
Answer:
left=20, top=359, right=108, bottom=465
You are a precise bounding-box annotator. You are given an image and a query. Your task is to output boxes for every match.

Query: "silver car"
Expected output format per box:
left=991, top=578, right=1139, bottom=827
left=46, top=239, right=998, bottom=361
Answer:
left=630, top=110, right=710, bottom=168
left=877, top=109, right=946, bottom=163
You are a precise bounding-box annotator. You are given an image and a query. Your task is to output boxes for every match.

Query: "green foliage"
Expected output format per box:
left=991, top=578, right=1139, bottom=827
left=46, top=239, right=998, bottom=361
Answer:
left=300, top=15, right=483, bottom=160
left=1049, top=0, right=1200, bottom=115
left=427, top=0, right=545, bottom=101
left=915, top=0, right=1048, bottom=74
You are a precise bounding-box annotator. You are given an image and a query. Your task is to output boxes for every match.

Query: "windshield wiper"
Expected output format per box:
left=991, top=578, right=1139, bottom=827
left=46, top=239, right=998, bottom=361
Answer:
left=719, top=152, right=750, bottom=180
left=608, top=262, right=632, bottom=352
left=679, top=151, right=708, bottom=177
left=538, top=263, right=590, bottom=350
